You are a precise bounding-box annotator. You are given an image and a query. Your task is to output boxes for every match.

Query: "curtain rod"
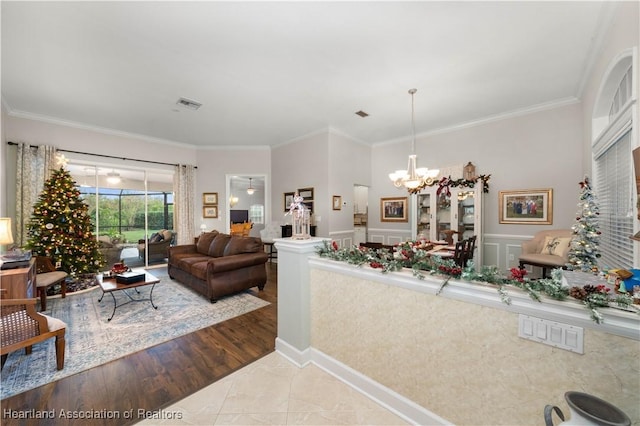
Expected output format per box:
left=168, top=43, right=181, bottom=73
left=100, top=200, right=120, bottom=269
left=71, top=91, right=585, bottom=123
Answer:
left=6, top=141, right=197, bottom=169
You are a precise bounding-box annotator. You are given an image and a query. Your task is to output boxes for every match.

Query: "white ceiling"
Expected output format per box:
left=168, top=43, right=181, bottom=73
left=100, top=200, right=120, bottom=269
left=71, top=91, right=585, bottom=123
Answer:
left=2, top=1, right=608, bottom=148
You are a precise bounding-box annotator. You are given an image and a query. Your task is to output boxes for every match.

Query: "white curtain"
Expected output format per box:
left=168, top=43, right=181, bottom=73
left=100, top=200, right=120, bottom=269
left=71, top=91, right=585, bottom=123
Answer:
left=15, top=143, right=58, bottom=246
left=173, top=164, right=196, bottom=245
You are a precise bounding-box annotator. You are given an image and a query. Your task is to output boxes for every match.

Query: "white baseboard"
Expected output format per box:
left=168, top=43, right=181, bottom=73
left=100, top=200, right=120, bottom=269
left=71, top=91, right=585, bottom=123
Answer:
left=275, top=340, right=451, bottom=426
left=274, top=337, right=311, bottom=367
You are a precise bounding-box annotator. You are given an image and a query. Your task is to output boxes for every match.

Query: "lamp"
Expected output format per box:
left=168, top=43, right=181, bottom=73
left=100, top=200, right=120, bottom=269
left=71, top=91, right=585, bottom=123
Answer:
left=106, top=170, right=121, bottom=184
left=0, top=217, right=15, bottom=267
left=200, top=223, right=207, bottom=234
left=229, top=195, right=239, bottom=208
left=388, top=89, right=439, bottom=193
left=0, top=218, right=14, bottom=250
left=246, top=178, right=255, bottom=195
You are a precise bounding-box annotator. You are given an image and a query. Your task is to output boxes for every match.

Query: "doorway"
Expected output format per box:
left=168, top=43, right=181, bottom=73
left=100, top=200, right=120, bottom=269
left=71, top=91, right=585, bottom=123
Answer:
left=353, top=185, right=368, bottom=245
left=226, top=174, right=268, bottom=238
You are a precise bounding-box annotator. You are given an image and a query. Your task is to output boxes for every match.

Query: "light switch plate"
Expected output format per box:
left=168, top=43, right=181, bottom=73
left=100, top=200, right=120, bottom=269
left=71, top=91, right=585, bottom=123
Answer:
left=518, top=314, right=584, bottom=354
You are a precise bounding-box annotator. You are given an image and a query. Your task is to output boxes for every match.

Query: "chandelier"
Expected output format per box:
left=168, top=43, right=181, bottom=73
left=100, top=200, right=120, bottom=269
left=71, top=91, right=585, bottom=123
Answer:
left=246, top=178, right=255, bottom=195
left=388, top=89, right=439, bottom=193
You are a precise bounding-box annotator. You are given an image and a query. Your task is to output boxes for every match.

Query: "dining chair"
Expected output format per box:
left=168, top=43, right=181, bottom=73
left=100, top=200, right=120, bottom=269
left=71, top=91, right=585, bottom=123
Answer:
left=452, top=240, right=466, bottom=267
left=35, top=256, right=68, bottom=312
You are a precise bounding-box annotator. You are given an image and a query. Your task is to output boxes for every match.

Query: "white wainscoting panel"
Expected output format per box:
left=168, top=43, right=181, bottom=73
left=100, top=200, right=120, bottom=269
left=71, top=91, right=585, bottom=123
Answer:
left=483, top=242, right=499, bottom=268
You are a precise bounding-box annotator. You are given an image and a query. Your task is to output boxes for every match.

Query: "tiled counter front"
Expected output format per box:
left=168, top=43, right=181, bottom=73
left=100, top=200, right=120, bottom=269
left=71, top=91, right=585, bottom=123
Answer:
left=308, top=260, right=639, bottom=425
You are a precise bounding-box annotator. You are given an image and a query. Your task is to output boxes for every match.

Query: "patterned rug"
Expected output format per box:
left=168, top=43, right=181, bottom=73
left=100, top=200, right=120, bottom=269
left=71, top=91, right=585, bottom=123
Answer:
left=0, top=272, right=270, bottom=399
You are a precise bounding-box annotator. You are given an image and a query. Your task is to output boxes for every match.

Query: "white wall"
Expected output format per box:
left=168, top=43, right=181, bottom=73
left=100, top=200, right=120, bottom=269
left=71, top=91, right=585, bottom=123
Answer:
left=271, top=131, right=329, bottom=235
left=328, top=130, right=371, bottom=246
left=2, top=115, right=271, bottom=240
left=372, top=102, right=584, bottom=235
left=580, top=1, right=639, bottom=175
left=197, top=148, right=271, bottom=235
left=579, top=1, right=639, bottom=266
left=0, top=105, right=7, bottom=217
left=371, top=102, right=584, bottom=268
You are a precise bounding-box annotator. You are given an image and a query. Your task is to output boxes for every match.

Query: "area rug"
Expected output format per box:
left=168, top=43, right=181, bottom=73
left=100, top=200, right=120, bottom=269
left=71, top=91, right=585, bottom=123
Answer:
left=0, top=275, right=270, bottom=399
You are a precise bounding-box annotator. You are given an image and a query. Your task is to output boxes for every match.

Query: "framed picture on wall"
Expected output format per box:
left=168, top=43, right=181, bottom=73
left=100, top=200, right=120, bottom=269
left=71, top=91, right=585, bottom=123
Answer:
left=380, top=197, right=408, bottom=222
left=284, top=192, right=295, bottom=212
left=203, top=206, right=218, bottom=219
left=332, top=195, right=342, bottom=210
left=499, top=189, right=553, bottom=224
left=203, top=192, right=218, bottom=205
left=298, top=187, right=314, bottom=201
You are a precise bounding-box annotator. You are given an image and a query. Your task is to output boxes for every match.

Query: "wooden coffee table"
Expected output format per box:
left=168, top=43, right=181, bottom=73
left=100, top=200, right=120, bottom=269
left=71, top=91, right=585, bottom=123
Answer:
left=97, top=269, right=160, bottom=321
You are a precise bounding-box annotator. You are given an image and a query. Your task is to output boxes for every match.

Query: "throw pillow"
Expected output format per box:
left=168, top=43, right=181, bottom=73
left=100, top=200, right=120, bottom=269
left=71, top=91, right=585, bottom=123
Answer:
left=149, top=232, right=163, bottom=243
left=541, top=236, right=571, bottom=257
left=196, top=231, right=218, bottom=255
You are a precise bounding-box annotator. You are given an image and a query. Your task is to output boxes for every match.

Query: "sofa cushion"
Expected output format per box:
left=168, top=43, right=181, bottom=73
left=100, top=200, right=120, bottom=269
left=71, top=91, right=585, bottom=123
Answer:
left=208, top=233, right=231, bottom=257
left=188, top=261, right=209, bottom=281
left=541, top=236, right=571, bottom=258
left=519, top=253, right=566, bottom=267
left=196, top=231, right=219, bottom=255
left=176, top=256, right=211, bottom=273
left=224, top=236, right=263, bottom=256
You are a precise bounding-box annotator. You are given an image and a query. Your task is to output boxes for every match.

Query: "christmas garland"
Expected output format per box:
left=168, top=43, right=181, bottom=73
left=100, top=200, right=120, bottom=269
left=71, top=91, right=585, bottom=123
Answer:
left=317, top=240, right=636, bottom=323
left=407, top=174, right=491, bottom=195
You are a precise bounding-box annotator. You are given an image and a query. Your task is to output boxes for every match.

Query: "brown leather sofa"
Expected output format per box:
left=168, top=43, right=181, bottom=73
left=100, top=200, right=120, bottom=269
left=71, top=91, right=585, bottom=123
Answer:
left=167, top=231, right=268, bottom=302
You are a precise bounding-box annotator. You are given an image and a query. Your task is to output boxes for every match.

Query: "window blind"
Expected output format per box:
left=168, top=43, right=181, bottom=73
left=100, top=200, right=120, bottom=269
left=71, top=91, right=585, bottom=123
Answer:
left=594, top=130, right=633, bottom=269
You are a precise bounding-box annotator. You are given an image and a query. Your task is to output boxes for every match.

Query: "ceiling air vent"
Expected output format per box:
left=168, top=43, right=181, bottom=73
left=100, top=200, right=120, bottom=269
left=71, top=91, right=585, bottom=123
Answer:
left=355, top=110, right=369, bottom=118
left=176, top=97, right=202, bottom=110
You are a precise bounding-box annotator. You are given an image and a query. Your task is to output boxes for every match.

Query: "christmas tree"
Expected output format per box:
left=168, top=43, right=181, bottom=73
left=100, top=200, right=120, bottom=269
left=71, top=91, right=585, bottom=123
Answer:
left=26, top=167, right=104, bottom=275
left=567, top=176, right=601, bottom=272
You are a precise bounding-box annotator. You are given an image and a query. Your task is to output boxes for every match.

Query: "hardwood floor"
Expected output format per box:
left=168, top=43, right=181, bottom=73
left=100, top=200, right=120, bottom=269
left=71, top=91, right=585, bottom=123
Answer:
left=0, top=263, right=278, bottom=426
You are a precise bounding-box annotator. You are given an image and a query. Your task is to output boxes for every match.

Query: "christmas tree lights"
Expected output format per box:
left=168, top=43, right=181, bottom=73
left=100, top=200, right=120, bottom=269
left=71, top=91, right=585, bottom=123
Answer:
left=26, top=167, right=104, bottom=275
left=567, top=176, right=601, bottom=272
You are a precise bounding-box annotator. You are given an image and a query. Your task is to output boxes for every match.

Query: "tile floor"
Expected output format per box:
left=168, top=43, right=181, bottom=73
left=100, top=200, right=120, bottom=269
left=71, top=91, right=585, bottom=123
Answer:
left=138, top=352, right=410, bottom=425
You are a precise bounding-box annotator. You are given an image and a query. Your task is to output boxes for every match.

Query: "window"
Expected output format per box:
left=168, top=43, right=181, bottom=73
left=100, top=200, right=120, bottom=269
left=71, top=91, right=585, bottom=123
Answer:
left=592, top=53, right=636, bottom=269
left=594, top=131, right=633, bottom=269
left=249, top=204, right=264, bottom=224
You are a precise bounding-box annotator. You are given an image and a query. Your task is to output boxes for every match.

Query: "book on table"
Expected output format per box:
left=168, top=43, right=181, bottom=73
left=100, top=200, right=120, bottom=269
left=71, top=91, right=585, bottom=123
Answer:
left=115, top=271, right=145, bottom=284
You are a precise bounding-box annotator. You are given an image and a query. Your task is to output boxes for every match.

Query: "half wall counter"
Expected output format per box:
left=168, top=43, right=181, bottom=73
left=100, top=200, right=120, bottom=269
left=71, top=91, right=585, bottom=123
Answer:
left=274, top=239, right=639, bottom=425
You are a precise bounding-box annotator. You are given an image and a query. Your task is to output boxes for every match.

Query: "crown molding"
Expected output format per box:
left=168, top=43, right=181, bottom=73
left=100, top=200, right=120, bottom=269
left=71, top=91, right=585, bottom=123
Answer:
left=7, top=108, right=196, bottom=148
left=375, top=97, right=581, bottom=147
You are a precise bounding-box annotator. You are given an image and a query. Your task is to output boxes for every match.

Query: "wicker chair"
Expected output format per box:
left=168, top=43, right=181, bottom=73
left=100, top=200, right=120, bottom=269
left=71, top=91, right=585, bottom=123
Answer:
left=35, top=256, right=68, bottom=312
left=0, top=298, right=66, bottom=370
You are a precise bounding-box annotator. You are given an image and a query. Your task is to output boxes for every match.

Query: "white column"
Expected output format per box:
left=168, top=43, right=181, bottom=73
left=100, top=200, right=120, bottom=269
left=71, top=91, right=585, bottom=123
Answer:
left=273, top=237, right=328, bottom=366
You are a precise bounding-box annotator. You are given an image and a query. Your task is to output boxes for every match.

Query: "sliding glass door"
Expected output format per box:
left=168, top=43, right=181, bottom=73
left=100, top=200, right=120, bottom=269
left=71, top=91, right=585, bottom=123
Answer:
left=68, top=163, right=174, bottom=268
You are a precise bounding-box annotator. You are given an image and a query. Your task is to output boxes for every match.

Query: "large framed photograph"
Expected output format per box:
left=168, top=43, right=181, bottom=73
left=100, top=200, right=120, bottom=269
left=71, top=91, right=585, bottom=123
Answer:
left=499, top=189, right=553, bottom=224
left=203, top=206, right=218, bottom=219
left=203, top=192, right=218, bottom=205
left=284, top=192, right=295, bottom=212
left=380, top=197, right=408, bottom=222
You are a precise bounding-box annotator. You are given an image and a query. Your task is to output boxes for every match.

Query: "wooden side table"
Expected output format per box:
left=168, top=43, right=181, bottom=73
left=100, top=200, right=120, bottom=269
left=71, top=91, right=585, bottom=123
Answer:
left=0, top=258, right=36, bottom=299
left=263, top=242, right=277, bottom=262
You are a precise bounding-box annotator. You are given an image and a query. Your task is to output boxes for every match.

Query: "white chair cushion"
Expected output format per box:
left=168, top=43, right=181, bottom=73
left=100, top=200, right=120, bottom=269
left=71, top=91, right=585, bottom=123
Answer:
left=37, top=271, right=67, bottom=287
left=43, top=314, right=66, bottom=332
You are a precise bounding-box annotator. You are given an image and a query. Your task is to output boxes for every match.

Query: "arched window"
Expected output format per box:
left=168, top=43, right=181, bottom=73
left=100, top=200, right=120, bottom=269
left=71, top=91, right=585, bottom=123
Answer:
left=592, top=49, right=637, bottom=269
